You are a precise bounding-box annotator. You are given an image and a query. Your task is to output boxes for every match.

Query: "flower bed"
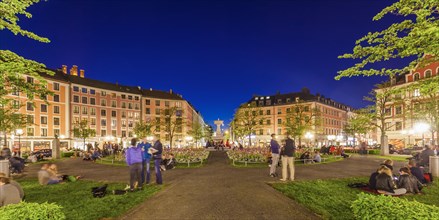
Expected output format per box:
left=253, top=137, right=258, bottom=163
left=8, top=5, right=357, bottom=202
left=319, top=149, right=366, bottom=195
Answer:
left=164, top=148, right=210, bottom=167
left=227, top=148, right=270, bottom=164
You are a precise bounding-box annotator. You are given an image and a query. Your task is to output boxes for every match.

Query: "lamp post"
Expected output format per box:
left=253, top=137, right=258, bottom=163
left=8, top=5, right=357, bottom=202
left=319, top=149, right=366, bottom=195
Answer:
left=15, top=129, right=23, bottom=157
left=305, top=132, right=314, bottom=147
left=414, top=123, right=430, bottom=147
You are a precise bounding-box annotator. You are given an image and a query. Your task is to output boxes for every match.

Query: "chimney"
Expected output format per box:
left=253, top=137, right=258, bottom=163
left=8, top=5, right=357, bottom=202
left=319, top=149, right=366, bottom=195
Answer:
left=70, top=65, right=78, bottom=76
left=61, top=65, right=67, bottom=74
left=80, top=69, right=85, bottom=78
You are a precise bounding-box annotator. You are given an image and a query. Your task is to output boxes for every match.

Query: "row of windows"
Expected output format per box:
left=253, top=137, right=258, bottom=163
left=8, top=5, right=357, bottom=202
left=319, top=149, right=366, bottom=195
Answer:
left=25, top=115, right=61, bottom=126
left=385, top=121, right=403, bottom=131
left=72, top=106, right=140, bottom=119
left=72, top=86, right=141, bottom=100
left=24, top=127, right=59, bottom=137
left=73, top=117, right=135, bottom=128
left=72, top=96, right=140, bottom=109
left=412, top=68, right=438, bottom=81
left=26, top=103, right=61, bottom=113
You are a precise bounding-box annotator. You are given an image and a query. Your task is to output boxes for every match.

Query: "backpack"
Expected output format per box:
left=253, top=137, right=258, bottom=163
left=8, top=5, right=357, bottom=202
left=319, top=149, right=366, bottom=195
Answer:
left=91, top=184, right=108, bottom=198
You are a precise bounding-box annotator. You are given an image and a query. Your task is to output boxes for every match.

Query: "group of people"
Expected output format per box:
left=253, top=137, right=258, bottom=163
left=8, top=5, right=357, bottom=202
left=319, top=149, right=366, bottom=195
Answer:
left=269, top=134, right=296, bottom=181
left=368, top=159, right=426, bottom=195
left=299, top=151, right=322, bottom=163
left=125, top=137, right=164, bottom=192
left=319, top=145, right=350, bottom=158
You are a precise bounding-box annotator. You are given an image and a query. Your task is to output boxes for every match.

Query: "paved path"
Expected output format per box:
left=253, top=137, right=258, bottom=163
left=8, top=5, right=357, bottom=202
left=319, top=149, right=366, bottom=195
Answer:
left=19, top=152, right=407, bottom=220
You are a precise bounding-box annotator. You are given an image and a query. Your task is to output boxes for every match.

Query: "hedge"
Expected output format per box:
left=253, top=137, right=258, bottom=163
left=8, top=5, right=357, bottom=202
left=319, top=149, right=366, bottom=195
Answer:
left=352, top=193, right=439, bottom=219
left=61, top=152, right=74, bottom=158
left=0, top=202, right=65, bottom=220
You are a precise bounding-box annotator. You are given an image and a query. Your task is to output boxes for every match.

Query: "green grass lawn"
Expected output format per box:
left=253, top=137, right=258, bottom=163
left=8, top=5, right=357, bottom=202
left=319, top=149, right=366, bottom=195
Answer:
left=271, top=177, right=439, bottom=220
left=17, top=179, right=161, bottom=220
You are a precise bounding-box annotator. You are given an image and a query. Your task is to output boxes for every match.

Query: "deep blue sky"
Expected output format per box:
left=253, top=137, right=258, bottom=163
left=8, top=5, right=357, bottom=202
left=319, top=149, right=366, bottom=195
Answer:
left=2, top=0, right=400, bottom=126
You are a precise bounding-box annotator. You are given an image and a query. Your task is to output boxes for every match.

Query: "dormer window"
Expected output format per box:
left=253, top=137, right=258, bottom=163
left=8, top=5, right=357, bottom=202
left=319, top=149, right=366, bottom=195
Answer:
left=255, top=97, right=259, bottom=100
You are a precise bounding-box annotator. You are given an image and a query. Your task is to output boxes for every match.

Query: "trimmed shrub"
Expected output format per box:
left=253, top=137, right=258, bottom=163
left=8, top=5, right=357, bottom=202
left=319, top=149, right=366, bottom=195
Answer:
left=352, top=193, right=439, bottom=219
left=0, top=202, right=65, bottom=220
left=61, top=152, right=74, bottom=158
left=367, top=149, right=380, bottom=155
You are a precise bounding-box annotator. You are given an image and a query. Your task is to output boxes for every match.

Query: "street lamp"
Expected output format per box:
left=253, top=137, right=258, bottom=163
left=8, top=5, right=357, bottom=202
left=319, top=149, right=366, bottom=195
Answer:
left=15, top=129, right=23, bottom=157
left=414, top=122, right=430, bottom=147
left=305, top=132, right=314, bottom=147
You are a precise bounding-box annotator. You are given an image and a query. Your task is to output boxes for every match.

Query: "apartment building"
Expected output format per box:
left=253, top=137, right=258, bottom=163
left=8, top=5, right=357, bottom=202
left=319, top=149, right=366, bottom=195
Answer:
left=376, top=60, right=439, bottom=148
left=4, top=65, right=206, bottom=152
left=235, top=88, right=353, bottom=146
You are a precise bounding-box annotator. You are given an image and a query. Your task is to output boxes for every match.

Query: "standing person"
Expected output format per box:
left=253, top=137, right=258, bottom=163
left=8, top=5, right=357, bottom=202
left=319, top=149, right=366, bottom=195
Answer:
left=152, top=139, right=163, bottom=184
left=138, top=137, right=152, bottom=185
left=280, top=135, right=296, bottom=181
left=269, top=134, right=280, bottom=177
left=125, top=138, right=143, bottom=191
left=419, top=145, right=435, bottom=167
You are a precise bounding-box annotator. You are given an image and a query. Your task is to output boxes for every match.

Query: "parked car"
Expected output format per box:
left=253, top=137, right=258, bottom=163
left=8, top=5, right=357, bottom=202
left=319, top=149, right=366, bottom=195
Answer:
left=397, top=146, right=424, bottom=155
left=31, top=149, right=52, bottom=160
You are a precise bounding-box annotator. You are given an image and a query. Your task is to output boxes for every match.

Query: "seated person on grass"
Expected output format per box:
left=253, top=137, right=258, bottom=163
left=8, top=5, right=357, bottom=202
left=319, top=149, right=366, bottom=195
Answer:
left=376, top=166, right=406, bottom=196
left=0, top=173, right=24, bottom=200
left=0, top=174, right=21, bottom=207
left=313, top=151, right=321, bottom=163
left=161, top=154, right=177, bottom=171
left=397, top=167, right=423, bottom=194
left=91, top=149, right=101, bottom=162
left=408, top=160, right=426, bottom=184
left=300, top=151, right=312, bottom=164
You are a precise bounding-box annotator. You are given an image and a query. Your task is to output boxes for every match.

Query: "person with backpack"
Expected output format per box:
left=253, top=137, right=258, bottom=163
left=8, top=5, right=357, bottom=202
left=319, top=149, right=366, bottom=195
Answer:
left=125, top=138, right=143, bottom=191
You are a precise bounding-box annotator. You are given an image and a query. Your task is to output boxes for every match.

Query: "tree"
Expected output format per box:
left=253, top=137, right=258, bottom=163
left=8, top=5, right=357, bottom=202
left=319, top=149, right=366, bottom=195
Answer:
left=283, top=101, right=321, bottom=146
left=408, top=76, right=439, bottom=145
left=71, top=119, right=96, bottom=151
left=0, top=101, right=30, bottom=146
left=188, top=122, right=204, bottom=147
left=232, top=103, right=263, bottom=146
left=365, top=83, right=403, bottom=155
left=344, top=109, right=373, bottom=147
left=1, top=0, right=54, bottom=147
left=336, top=0, right=439, bottom=80
left=133, top=120, right=153, bottom=139
left=155, top=107, right=184, bottom=148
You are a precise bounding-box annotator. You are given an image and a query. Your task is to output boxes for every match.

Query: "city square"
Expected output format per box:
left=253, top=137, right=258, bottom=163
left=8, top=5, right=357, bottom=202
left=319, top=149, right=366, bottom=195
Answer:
left=1, top=0, right=439, bottom=219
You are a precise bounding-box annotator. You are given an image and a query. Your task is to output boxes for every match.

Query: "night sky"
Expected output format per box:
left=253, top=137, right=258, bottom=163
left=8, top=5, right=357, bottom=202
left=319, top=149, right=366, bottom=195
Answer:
left=1, top=0, right=400, bottom=126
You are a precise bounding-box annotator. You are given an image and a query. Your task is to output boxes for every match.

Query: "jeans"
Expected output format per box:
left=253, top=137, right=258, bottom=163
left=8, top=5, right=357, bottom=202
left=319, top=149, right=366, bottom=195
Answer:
left=281, top=156, right=295, bottom=181
left=270, top=153, right=280, bottom=175
left=129, top=162, right=143, bottom=190
left=154, top=158, right=163, bottom=184
left=141, top=158, right=151, bottom=185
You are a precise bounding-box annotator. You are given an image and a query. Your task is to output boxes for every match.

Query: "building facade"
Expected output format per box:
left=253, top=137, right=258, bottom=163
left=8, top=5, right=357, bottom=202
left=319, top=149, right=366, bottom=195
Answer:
left=3, top=65, right=206, bottom=153
left=376, top=61, right=439, bottom=148
left=234, top=88, right=353, bottom=147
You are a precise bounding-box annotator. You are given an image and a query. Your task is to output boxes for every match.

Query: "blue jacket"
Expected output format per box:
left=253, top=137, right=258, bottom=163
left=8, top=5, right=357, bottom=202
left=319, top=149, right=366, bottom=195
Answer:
left=138, top=142, right=152, bottom=160
left=270, top=139, right=280, bottom=154
left=126, top=146, right=143, bottom=165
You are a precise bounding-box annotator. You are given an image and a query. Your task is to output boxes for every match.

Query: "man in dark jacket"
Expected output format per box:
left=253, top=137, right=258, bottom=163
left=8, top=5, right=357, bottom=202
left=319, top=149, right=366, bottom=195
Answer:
left=408, top=160, right=426, bottom=184
left=152, top=139, right=163, bottom=184
left=269, top=134, right=280, bottom=177
left=280, top=135, right=296, bottom=181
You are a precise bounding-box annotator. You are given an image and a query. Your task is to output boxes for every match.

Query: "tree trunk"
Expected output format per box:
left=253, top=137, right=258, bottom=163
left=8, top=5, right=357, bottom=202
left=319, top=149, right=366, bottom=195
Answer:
left=248, top=134, right=252, bottom=147
left=3, top=133, right=7, bottom=148
left=431, top=131, right=435, bottom=146
left=380, top=134, right=389, bottom=156
left=298, top=137, right=302, bottom=147
left=170, top=136, right=173, bottom=149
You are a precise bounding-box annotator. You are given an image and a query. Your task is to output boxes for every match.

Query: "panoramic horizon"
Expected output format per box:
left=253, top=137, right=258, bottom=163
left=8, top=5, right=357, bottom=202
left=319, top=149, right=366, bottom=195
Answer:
left=1, top=0, right=399, bottom=126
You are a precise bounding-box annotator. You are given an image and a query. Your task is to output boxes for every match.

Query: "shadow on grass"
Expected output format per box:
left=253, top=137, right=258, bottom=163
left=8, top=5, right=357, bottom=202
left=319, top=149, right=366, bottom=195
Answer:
left=17, top=179, right=161, bottom=220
